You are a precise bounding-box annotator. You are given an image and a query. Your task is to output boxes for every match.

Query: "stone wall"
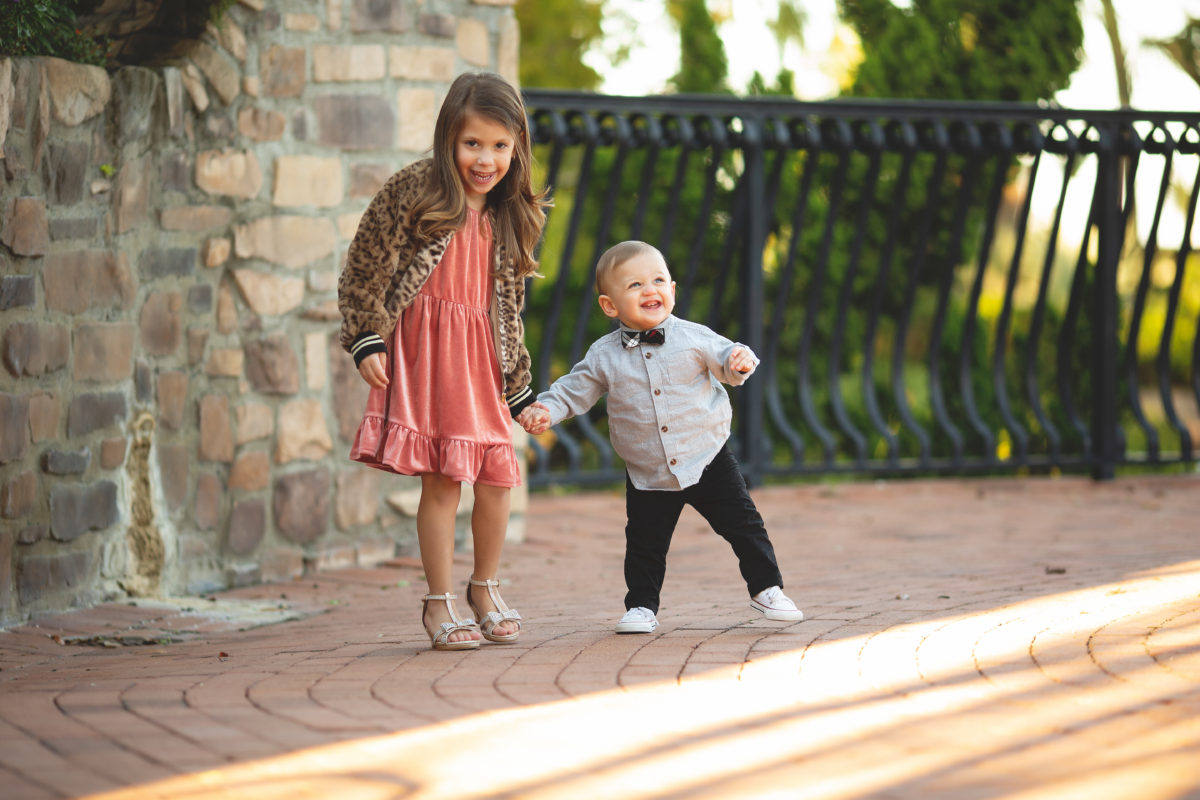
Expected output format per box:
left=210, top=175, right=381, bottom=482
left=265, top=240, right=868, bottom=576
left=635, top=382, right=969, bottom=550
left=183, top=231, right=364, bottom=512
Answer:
left=0, top=0, right=526, bottom=623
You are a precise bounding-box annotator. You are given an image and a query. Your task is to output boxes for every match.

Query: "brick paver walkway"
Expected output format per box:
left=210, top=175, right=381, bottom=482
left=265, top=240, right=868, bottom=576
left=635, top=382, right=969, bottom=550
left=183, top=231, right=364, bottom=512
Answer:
left=1, top=475, right=1198, bottom=799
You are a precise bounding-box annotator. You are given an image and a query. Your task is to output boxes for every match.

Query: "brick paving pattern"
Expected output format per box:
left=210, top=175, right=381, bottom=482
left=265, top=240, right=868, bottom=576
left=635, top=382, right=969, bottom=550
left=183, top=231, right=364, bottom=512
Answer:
left=1, top=475, right=1198, bottom=799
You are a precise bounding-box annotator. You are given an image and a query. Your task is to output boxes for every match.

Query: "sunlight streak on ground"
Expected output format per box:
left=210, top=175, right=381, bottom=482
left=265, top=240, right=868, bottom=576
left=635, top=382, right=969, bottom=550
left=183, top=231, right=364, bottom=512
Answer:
left=82, top=562, right=1200, bottom=800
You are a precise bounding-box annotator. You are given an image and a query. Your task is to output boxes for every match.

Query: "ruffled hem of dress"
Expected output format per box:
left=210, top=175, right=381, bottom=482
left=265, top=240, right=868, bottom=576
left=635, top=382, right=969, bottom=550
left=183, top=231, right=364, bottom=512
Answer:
left=349, top=416, right=521, bottom=488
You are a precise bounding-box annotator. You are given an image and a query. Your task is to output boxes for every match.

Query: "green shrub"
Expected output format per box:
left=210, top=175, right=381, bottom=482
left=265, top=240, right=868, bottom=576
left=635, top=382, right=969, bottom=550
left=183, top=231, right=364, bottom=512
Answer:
left=0, top=1, right=108, bottom=65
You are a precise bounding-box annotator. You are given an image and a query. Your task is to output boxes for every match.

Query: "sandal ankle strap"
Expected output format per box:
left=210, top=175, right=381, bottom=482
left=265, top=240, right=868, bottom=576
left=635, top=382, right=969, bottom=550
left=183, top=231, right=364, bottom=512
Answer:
left=423, top=592, right=458, bottom=600
left=468, top=578, right=499, bottom=587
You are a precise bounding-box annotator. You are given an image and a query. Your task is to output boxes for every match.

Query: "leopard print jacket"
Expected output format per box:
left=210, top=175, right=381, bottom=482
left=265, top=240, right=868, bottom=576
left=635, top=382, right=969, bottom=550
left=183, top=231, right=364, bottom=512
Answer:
left=337, top=159, right=534, bottom=415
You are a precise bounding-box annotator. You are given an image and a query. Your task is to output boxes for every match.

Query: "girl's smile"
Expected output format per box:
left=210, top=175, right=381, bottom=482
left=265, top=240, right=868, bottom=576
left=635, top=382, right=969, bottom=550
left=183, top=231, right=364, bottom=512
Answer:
left=456, top=112, right=514, bottom=210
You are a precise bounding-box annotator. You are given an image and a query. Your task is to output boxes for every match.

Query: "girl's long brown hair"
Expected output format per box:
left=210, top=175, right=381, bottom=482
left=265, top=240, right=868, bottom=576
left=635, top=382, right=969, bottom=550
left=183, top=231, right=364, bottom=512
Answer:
left=411, top=72, right=550, bottom=279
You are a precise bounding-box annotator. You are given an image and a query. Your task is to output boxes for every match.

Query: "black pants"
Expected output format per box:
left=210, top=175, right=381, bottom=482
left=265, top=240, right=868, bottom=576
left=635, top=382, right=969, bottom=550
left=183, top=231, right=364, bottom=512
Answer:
left=624, top=446, right=784, bottom=613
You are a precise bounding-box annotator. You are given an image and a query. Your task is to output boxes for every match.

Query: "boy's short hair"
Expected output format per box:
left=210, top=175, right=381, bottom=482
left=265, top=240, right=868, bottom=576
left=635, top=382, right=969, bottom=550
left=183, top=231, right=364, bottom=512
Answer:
left=594, top=240, right=665, bottom=297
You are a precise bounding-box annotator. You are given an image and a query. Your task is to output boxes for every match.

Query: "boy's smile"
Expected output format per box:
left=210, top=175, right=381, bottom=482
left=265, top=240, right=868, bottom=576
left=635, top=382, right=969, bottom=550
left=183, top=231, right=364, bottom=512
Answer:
left=455, top=112, right=514, bottom=211
left=597, top=252, right=676, bottom=331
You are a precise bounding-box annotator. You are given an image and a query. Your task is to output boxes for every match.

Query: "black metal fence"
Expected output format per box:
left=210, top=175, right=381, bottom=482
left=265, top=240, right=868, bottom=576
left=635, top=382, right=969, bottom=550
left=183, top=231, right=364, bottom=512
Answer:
left=521, top=90, right=1200, bottom=489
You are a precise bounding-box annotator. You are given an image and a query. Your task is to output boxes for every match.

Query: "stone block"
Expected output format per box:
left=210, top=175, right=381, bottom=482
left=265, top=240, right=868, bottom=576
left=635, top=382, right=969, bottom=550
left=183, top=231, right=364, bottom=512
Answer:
left=498, top=16, right=519, bottom=84
left=349, top=162, right=393, bottom=198
left=305, top=544, right=356, bottom=573
left=49, top=480, right=119, bottom=541
left=180, top=40, right=239, bottom=106
left=0, top=393, right=30, bottom=464
left=188, top=327, right=209, bottom=365
left=198, top=394, right=235, bottom=462
left=274, top=468, right=330, bottom=544
left=0, top=57, right=10, bottom=157
left=301, top=299, right=340, bottom=322
left=73, top=323, right=134, bottom=382
left=188, top=284, right=213, bottom=314
left=179, top=62, right=209, bottom=112
left=196, top=149, right=263, bottom=199
left=3, top=322, right=69, bottom=378
left=44, top=251, right=135, bottom=313
left=315, top=94, right=394, bottom=151
left=355, top=536, right=396, bottom=566
left=67, top=391, right=127, bottom=438
left=0, top=275, right=35, bottom=310
left=161, top=150, right=190, bottom=191
left=160, top=205, right=233, bottom=231
left=47, top=141, right=90, bottom=205
left=162, top=66, right=185, bottom=138
left=292, top=108, right=308, bottom=141
left=28, top=393, right=59, bottom=442
left=335, top=467, right=379, bottom=530
left=235, top=402, right=273, bottom=443
left=1, top=196, right=50, bottom=256
left=261, top=546, right=304, bottom=583
left=1, top=470, right=37, bottom=518
left=139, top=291, right=183, bottom=357
left=216, top=281, right=238, bottom=334
left=135, top=360, right=152, bottom=404
left=232, top=269, right=305, bottom=316
left=194, top=472, right=222, bottom=530
left=49, top=216, right=101, bottom=240
left=457, top=18, right=491, bottom=67
left=273, top=155, right=344, bottom=207
left=18, top=550, right=94, bottom=605
left=99, top=437, right=127, bottom=469
left=157, top=371, right=189, bottom=431
left=275, top=399, right=333, bottom=463
left=42, top=448, right=90, bottom=475
left=312, top=44, right=386, bottom=82
left=158, top=442, right=189, bottom=511
left=206, top=347, right=244, bottom=378
left=260, top=45, right=306, bottom=98
left=350, top=0, right=409, bottom=32
left=237, top=107, right=285, bottom=141
left=305, top=331, right=327, bottom=390
left=285, top=12, right=321, bottom=31
left=18, top=525, right=47, bottom=545
left=234, top=215, right=337, bottom=268
left=417, top=13, right=456, bottom=38
left=214, top=16, right=247, bottom=62
left=112, top=66, right=159, bottom=143
left=389, top=46, right=456, bottom=81
left=114, top=154, right=151, bottom=233
left=229, top=450, right=269, bottom=491
left=326, top=0, right=344, bottom=30
left=43, top=57, right=110, bottom=126
left=336, top=211, right=362, bottom=240
left=245, top=336, right=301, bottom=395
left=396, top=88, right=436, bottom=152
left=204, top=237, right=232, bottom=268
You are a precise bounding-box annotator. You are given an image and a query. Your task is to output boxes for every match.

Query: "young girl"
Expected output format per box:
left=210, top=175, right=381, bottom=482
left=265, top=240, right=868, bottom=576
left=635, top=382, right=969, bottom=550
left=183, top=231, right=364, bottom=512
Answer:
left=338, top=72, right=549, bottom=651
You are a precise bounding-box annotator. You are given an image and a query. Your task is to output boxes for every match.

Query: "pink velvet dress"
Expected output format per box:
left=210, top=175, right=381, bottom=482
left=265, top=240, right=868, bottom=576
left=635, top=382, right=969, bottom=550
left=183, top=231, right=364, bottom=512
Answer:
left=349, top=208, right=521, bottom=487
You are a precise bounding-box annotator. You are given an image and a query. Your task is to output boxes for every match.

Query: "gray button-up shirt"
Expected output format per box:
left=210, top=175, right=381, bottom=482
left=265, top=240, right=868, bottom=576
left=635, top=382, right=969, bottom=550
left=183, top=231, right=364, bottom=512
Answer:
left=537, top=315, right=757, bottom=491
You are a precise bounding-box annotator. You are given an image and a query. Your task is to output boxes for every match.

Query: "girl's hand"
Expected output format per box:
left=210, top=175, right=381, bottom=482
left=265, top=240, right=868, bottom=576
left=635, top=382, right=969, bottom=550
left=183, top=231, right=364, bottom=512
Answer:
left=517, top=403, right=551, bottom=435
left=357, top=352, right=389, bottom=388
left=728, top=347, right=755, bottom=375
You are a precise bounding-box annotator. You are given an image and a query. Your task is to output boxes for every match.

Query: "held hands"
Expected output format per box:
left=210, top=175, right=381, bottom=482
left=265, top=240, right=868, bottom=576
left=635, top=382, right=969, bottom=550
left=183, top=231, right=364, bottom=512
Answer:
left=729, top=347, right=756, bottom=375
left=357, top=352, right=389, bottom=389
left=517, top=402, right=551, bottom=435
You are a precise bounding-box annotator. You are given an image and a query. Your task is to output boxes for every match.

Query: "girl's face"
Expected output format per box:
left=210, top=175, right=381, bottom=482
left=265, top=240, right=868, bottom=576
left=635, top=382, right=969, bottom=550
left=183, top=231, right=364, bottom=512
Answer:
left=455, top=112, right=515, bottom=211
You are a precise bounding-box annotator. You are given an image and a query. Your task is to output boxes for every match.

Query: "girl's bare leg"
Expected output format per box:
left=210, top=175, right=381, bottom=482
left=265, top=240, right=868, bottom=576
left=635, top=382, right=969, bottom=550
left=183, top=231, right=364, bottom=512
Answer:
left=467, top=483, right=519, bottom=637
left=418, top=473, right=480, bottom=643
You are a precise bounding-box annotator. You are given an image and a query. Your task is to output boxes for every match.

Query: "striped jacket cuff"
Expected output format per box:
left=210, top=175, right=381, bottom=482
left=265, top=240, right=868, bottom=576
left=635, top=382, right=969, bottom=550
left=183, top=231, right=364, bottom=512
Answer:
left=505, top=385, right=535, bottom=418
left=349, top=333, right=387, bottom=368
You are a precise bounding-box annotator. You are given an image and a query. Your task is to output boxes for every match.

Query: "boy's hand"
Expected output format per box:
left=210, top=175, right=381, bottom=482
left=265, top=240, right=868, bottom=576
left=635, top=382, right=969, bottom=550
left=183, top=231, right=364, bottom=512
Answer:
left=357, top=352, right=389, bottom=388
left=517, top=402, right=551, bottom=435
left=728, top=347, right=756, bottom=375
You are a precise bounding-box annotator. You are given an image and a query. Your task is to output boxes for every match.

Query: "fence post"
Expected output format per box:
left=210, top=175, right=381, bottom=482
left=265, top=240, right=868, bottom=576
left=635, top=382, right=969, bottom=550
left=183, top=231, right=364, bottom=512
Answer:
left=1091, top=124, right=1121, bottom=480
left=739, top=117, right=767, bottom=486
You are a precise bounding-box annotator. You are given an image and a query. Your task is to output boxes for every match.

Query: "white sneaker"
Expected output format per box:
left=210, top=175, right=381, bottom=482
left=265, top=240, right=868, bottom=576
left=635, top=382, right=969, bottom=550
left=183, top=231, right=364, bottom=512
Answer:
left=615, top=606, right=659, bottom=634
left=750, top=586, right=805, bottom=621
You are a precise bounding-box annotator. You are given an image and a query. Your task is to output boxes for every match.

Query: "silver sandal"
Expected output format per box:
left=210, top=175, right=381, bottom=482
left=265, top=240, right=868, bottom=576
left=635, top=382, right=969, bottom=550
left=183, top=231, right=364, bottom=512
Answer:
left=466, top=578, right=522, bottom=643
left=421, top=593, right=480, bottom=651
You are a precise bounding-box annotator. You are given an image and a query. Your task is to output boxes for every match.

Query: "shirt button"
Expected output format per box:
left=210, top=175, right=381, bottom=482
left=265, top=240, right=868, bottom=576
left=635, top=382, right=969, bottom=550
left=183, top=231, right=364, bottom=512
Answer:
left=653, top=389, right=661, bottom=396
left=670, top=458, right=677, bottom=466
left=661, top=425, right=668, bottom=432
left=645, top=352, right=652, bottom=359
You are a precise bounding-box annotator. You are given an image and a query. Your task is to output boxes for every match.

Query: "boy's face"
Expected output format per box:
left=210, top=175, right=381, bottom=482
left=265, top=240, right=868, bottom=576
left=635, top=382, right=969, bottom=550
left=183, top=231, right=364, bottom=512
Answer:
left=455, top=112, right=514, bottom=211
left=597, top=251, right=676, bottom=331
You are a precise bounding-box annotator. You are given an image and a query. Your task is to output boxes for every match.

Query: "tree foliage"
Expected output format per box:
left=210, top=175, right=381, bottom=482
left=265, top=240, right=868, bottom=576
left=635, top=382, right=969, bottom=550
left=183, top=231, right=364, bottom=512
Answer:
left=839, top=0, right=1084, bottom=102
left=515, top=0, right=606, bottom=90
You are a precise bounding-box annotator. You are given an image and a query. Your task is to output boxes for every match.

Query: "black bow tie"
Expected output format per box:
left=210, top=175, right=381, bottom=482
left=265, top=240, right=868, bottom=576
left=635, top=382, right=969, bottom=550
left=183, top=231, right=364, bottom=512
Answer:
left=622, top=328, right=665, bottom=348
